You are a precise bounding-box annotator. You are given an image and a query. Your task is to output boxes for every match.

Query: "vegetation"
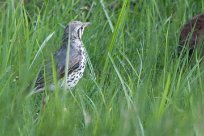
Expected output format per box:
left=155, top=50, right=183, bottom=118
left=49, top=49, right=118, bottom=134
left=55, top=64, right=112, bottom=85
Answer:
left=0, top=0, right=204, bottom=135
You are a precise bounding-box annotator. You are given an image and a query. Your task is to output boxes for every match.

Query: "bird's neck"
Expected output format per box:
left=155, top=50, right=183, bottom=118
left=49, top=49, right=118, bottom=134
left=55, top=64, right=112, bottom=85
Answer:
left=61, top=38, right=83, bottom=51
left=72, top=38, right=84, bottom=47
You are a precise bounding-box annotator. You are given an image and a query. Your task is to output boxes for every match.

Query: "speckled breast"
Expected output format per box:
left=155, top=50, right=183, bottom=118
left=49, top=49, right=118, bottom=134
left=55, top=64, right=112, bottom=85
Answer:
left=67, top=47, right=87, bottom=88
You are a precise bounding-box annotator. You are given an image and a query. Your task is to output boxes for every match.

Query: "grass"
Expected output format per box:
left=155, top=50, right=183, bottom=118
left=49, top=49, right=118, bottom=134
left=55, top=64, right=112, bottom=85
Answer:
left=0, top=0, right=204, bottom=135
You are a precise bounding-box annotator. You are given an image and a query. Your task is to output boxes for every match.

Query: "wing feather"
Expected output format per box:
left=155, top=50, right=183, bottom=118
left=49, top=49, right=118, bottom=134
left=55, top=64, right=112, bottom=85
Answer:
left=35, top=45, right=82, bottom=89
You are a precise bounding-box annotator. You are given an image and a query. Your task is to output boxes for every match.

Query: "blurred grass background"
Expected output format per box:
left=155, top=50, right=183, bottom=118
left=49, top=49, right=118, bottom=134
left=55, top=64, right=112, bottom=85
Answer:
left=0, top=0, right=204, bottom=135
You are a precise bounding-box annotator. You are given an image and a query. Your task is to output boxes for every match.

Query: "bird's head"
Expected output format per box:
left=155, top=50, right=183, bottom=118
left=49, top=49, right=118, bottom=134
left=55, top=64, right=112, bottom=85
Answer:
left=65, top=21, right=91, bottom=41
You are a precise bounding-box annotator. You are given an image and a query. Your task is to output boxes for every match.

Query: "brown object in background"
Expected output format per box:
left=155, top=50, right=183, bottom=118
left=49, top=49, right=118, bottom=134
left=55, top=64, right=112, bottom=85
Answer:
left=21, top=0, right=30, bottom=4
left=179, top=13, right=204, bottom=56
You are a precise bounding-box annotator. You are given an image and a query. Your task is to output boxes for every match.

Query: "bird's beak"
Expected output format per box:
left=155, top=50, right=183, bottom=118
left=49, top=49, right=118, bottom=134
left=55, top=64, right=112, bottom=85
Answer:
left=83, top=22, right=91, bottom=27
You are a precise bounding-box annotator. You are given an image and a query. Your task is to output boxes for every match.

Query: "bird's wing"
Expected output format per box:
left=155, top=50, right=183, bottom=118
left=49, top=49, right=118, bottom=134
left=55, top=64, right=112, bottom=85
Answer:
left=35, top=61, right=53, bottom=90
left=58, top=46, right=82, bottom=78
left=35, top=46, right=82, bottom=90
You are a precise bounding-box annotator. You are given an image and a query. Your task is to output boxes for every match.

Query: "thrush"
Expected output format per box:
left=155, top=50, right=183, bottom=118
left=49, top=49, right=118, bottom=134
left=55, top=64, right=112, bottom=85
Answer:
left=35, top=21, right=91, bottom=92
left=179, top=13, right=204, bottom=57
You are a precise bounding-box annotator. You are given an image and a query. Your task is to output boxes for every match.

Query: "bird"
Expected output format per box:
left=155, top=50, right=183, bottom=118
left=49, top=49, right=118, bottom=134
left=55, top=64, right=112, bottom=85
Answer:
left=34, top=21, right=91, bottom=93
left=179, top=13, right=204, bottom=57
